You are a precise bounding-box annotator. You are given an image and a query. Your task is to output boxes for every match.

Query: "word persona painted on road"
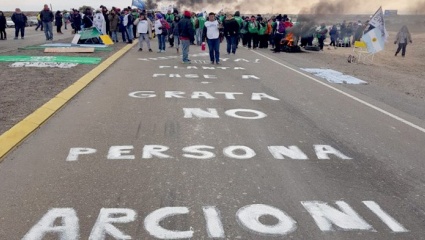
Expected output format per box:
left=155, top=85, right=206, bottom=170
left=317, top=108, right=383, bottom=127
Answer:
left=23, top=201, right=408, bottom=239
left=66, top=145, right=352, bottom=162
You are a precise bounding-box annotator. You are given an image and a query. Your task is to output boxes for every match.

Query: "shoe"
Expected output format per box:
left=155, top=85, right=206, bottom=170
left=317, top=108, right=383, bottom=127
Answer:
left=14, top=37, right=18, bottom=40
left=232, top=52, right=236, bottom=54
left=211, top=61, right=215, bottom=64
left=395, top=53, right=397, bottom=56
left=139, top=48, right=143, bottom=51
left=182, top=61, right=191, bottom=64
left=149, top=49, right=153, bottom=52
left=21, top=37, right=24, bottom=39
left=176, top=48, right=179, bottom=53
left=216, top=62, right=220, bottom=65
left=157, top=50, right=162, bottom=53
left=226, top=52, right=230, bottom=55
left=161, top=50, right=166, bottom=53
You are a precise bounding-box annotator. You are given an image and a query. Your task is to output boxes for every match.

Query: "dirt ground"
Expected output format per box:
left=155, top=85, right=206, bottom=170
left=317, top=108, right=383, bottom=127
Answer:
left=0, top=40, right=129, bottom=135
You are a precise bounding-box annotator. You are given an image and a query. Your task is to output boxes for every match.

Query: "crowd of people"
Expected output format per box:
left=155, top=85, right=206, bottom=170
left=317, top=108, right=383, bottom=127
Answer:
left=0, top=5, right=414, bottom=59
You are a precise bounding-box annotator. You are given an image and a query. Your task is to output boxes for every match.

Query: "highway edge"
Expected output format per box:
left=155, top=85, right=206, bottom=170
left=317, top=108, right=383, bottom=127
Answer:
left=0, top=42, right=137, bottom=162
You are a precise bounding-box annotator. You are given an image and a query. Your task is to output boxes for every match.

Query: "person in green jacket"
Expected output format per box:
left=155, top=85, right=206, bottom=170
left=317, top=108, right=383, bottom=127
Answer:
left=234, top=11, right=243, bottom=47
left=258, top=17, right=268, bottom=48
left=195, top=13, right=206, bottom=45
left=247, top=15, right=259, bottom=49
left=131, top=9, right=139, bottom=39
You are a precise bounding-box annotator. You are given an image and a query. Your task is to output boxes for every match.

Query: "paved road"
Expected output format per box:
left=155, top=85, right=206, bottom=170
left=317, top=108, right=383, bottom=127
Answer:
left=0, top=27, right=72, bottom=53
left=0, top=42, right=425, bottom=239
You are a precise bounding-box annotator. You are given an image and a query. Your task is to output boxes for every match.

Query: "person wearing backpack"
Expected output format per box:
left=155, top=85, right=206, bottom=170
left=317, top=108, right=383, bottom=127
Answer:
left=11, top=8, right=27, bottom=40
left=154, top=13, right=169, bottom=53
left=258, top=17, right=268, bottom=48
left=247, top=15, right=259, bottom=49
left=165, top=10, right=174, bottom=47
left=195, top=13, right=206, bottom=46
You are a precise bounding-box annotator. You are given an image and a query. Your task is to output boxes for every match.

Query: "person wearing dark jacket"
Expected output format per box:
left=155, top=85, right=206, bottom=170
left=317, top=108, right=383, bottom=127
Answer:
left=11, top=8, right=27, bottom=39
left=0, top=11, right=6, bottom=40
left=223, top=13, right=239, bottom=54
left=40, top=4, right=54, bottom=41
left=171, top=16, right=181, bottom=53
left=83, top=8, right=93, bottom=28
left=55, top=11, right=63, bottom=34
left=71, top=9, right=82, bottom=33
left=178, top=10, right=195, bottom=64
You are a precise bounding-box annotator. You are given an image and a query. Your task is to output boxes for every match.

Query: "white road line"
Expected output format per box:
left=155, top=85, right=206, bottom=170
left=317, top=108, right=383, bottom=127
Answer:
left=252, top=50, right=425, bottom=134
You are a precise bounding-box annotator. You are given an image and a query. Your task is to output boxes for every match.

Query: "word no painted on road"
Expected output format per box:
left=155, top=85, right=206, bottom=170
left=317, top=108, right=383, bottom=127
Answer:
left=22, top=201, right=408, bottom=239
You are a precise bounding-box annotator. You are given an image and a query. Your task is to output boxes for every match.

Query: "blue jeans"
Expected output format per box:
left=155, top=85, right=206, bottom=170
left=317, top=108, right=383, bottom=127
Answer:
left=111, top=30, right=118, bottom=42
left=226, top=35, right=237, bottom=54
left=126, top=25, right=133, bottom=41
left=42, top=22, right=53, bottom=40
left=207, top=38, right=220, bottom=63
left=181, top=39, right=190, bottom=62
left=157, top=34, right=166, bottom=51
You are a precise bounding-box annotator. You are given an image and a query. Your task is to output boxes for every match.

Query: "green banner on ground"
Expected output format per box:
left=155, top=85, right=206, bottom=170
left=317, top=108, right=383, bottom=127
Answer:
left=0, top=56, right=102, bottom=64
left=19, top=46, right=113, bottom=51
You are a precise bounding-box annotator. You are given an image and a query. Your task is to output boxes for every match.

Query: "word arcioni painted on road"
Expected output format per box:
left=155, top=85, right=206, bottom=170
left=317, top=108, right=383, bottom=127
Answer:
left=66, top=145, right=352, bottom=161
left=23, top=201, right=408, bottom=239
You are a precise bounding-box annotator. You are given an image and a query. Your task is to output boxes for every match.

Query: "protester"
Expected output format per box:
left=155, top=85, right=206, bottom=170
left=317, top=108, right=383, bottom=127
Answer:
left=131, top=8, right=139, bottom=39
left=0, top=11, right=6, bottom=40
left=135, top=13, right=153, bottom=52
left=55, top=11, right=63, bottom=34
left=394, top=25, right=412, bottom=57
left=223, top=13, right=239, bottom=54
left=190, top=12, right=196, bottom=44
left=247, top=15, right=259, bottom=49
left=196, top=13, right=206, bottom=46
left=63, top=11, right=70, bottom=30
left=165, top=9, right=175, bottom=47
left=119, top=10, right=128, bottom=42
left=93, top=9, right=106, bottom=34
left=317, top=23, right=328, bottom=51
left=123, top=8, right=134, bottom=44
left=233, top=11, right=243, bottom=46
left=178, top=10, right=194, bottom=64
left=70, top=9, right=82, bottom=34
left=83, top=8, right=93, bottom=29
left=329, top=25, right=338, bottom=48
left=171, top=15, right=181, bottom=53
left=272, top=16, right=285, bottom=52
left=35, top=12, right=43, bottom=31
left=11, top=8, right=27, bottom=40
left=101, top=6, right=110, bottom=35
left=258, top=17, right=268, bottom=48
left=108, top=10, right=119, bottom=42
left=241, top=16, right=249, bottom=47
left=154, top=13, right=167, bottom=53
left=203, top=12, right=221, bottom=64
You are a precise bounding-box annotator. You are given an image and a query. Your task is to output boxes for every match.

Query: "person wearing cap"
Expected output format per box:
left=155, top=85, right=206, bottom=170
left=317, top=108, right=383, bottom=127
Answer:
left=203, top=12, right=221, bottom=64
left=154, top=13, right=167, bottom=53
left=178, top=10, right=195, bottom=63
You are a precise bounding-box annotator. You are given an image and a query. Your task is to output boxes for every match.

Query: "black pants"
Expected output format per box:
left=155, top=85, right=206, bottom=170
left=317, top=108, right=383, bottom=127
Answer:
left=396, top=43, right=407, bottom=56
left=133, top=25, right=137, bottom=38
left=273, top=33, right=284, bottom=51
left=35, top=21, right=43, bottom=30
left=318, top=37, right=325, bottom=50
left=56, top=24, right=62, bottom=33
left=259, top=34, right=269, bottom=48
left=247, top=33, right=259, bottom=49
left=242, top=33, right=248, bottom=46
left=15, top=25, right=25, bottom=38
left=0, top=28, right=6, bottom=39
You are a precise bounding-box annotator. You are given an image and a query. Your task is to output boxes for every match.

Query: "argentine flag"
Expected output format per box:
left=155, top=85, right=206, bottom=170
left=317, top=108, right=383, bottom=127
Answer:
left=132, top=0, right=146, bottom=9
left=361, top=28, right=385, bottom=54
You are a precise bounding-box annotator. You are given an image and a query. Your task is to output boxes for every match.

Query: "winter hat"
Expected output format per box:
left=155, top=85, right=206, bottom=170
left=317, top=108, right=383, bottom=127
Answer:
left=184, top=10, right=191, bottom=18
left=234, top=11, right=240, bottom=17
left=156, top=13, right=163, bottom=19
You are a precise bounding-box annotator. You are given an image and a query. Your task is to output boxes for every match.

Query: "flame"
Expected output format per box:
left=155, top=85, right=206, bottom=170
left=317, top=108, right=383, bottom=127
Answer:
left=281, top=33, right=294, bottom=47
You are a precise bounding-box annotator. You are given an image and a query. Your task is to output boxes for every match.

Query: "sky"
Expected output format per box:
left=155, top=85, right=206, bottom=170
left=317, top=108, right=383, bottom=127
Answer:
left=0, top=0, right=423, bottom=14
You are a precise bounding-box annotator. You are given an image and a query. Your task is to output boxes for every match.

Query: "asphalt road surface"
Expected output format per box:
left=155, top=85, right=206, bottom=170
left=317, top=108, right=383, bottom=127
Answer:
left=0, top=27, right=72, bottom=53
left=0, top=41, right=425, bottom=239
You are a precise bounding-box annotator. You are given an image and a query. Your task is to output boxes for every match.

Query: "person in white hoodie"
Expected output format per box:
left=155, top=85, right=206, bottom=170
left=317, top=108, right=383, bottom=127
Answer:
left=93, top=9, right=106, bottom=34
left=135, top=13, right=152, bottom=52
